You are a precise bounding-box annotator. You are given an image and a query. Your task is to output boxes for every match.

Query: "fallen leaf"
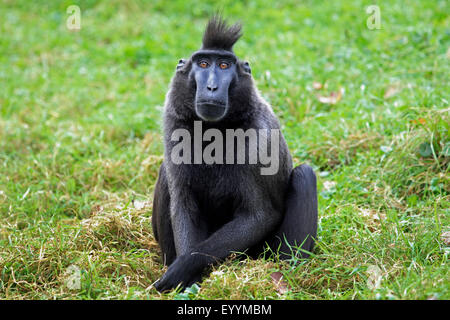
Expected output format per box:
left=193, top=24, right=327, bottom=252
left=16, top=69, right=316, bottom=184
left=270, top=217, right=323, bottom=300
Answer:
left=411, top=118, right=426, bottom=125
left=312, top=82, right=323, bottom=90
left=270, top=272, right=289, bottom=294
left=441, top=231, right=450, bottom=246
left=383, top=85, right=400, bottom=99
left=418, top=118, right=426, bottom=125
left=317, top=88, right=343, bottom=105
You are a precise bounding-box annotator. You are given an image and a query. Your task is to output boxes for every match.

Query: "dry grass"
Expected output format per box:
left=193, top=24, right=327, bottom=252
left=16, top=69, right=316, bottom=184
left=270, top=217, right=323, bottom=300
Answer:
left=0, top=199, right=163, bottom=299
left=1, top=0, right=448, bottom=300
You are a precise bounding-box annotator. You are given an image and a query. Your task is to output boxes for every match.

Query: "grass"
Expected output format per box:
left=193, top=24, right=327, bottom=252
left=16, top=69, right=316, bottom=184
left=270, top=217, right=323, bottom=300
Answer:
left=0, top=0, right=448, bottom=300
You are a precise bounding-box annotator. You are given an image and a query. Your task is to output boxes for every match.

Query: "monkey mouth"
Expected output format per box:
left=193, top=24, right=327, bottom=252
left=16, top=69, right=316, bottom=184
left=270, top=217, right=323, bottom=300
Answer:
left=197, top=99, right=226, bottom=107
left=195, top=101, right=227, bottom=121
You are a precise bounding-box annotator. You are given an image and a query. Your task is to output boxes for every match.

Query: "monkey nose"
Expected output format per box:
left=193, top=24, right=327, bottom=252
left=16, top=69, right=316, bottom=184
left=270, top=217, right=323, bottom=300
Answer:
left=207, top=84, right=218, bottom=91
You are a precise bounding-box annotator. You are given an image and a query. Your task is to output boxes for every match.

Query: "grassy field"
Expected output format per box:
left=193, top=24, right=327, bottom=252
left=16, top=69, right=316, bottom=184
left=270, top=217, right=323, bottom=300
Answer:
left=0, top=0, right=448, bottom=300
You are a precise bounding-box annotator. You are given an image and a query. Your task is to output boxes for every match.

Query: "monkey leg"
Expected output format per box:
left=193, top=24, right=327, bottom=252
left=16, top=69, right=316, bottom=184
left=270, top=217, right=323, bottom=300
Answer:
left=152, top=163, right=177, bottom=266
left=272, top=164, right=318, bottom=259
left=251, top=164, right=318, bottom=260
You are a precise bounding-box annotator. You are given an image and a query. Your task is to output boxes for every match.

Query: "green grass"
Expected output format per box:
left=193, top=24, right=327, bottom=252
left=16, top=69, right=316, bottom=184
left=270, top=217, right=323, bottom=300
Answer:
left=0, top=0, right=448, bottom=300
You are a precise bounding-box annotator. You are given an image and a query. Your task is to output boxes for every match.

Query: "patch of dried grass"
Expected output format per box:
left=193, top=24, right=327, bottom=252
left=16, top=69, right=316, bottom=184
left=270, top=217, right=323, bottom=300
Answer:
left=0, top=198, right=162, bottom=299
left=309, top=131, right=383, bottom=170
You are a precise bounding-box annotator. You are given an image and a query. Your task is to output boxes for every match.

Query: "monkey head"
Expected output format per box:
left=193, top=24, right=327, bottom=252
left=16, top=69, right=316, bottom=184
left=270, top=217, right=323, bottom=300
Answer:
left=173, top=15, right=253, bottom=123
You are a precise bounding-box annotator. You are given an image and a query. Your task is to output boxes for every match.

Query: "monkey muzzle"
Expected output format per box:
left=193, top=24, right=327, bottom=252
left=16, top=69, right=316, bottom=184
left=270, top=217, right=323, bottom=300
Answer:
left=195, top=100, right=228, bottom=122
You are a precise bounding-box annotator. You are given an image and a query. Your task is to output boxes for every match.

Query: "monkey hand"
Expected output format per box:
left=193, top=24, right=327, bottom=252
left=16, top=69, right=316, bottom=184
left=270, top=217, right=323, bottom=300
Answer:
left=154, top=253, right=203, bottom=292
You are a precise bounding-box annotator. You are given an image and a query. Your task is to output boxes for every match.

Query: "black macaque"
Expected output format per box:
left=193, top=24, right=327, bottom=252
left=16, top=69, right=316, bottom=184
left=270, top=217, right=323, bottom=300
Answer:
left=152, top=16, right=318, bottom=292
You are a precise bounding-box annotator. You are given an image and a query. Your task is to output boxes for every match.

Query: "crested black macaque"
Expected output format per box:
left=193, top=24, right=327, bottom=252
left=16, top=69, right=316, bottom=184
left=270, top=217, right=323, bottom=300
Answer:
left=152, top=16, right=318, bottom=292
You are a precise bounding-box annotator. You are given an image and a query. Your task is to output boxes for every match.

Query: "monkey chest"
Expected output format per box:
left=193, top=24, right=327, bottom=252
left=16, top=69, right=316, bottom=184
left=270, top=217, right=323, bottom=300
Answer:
left=187, top=164, right=244, bottom=209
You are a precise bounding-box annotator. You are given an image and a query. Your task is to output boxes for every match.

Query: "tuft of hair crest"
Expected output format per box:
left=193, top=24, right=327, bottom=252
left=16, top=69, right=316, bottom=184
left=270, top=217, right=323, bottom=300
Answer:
left=201, top=15, right=242, bottom=52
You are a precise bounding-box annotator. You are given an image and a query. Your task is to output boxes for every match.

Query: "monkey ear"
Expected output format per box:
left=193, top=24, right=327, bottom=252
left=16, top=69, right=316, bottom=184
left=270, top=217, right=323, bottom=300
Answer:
left=176, top=58, right=186, bottom=70
left=241, top=61, right=251, bottom=74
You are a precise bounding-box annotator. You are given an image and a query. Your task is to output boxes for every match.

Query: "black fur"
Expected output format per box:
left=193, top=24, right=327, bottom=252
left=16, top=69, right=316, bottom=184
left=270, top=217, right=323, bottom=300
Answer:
left=152, top=16, right=318, bottom=292
left=201, top=14, right=242, bottom=52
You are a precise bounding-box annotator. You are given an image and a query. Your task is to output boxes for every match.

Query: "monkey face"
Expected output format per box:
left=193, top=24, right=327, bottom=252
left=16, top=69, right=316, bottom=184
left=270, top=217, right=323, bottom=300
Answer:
left=187, top=49, right=239, bottom=122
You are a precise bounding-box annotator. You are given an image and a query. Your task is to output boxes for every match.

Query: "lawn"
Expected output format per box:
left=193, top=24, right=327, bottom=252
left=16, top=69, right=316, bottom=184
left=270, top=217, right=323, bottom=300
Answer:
left=0, top=0, right=448, bottom=300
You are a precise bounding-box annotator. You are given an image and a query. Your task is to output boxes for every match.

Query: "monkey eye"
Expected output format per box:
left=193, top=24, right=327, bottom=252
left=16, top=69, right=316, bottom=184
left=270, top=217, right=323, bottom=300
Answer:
left=198, top=60, right=209, bottom=68
left=219, top=62, right=230, bottom=69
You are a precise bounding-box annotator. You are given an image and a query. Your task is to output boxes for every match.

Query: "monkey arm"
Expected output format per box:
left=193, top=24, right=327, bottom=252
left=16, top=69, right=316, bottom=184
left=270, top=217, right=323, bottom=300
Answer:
left=193, top=209, right=280, bottom=261
left=169, top=193, right=209, bottom=257
left=154, top=203, right=281, bottom=292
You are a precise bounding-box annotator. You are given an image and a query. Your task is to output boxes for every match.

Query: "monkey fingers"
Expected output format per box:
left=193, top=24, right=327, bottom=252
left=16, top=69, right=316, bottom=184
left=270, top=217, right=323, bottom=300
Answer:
left=154, top=254, right=203, bottom=292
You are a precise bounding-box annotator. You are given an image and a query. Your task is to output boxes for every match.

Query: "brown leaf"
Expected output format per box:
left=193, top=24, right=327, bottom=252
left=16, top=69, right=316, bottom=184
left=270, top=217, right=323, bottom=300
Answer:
left=441, top=231, right=450, bottom=246
left=411, top=118, right=426, bottom=125
left=317, top=88, right=343, bottom=105
left=383, top=85, right=400, bottom=99
left=312, top=82, right=323, bottom=90
left=270, top=272, right=290, bottom=294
